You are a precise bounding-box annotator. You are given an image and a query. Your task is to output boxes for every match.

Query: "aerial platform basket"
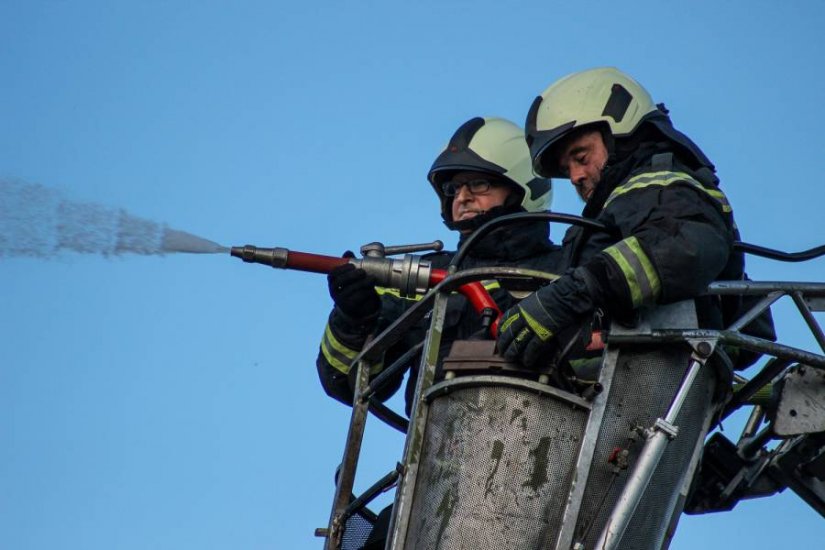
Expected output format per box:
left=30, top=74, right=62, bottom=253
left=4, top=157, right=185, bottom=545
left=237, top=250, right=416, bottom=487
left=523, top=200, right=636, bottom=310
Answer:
left=390, top=294, right=718, bottom=550
left=317, top=214, right=825, bottom=550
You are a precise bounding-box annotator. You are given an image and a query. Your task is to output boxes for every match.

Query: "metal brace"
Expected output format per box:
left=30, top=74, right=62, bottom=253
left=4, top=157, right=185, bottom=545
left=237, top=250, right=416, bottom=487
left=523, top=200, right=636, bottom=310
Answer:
left=652, top=418, right=680, bottom=440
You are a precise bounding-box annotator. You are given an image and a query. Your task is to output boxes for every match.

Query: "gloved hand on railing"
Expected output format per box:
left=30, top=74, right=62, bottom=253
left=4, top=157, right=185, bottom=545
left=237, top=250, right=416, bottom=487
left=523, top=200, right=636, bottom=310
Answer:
left=497, top=267, right=599, bottom=368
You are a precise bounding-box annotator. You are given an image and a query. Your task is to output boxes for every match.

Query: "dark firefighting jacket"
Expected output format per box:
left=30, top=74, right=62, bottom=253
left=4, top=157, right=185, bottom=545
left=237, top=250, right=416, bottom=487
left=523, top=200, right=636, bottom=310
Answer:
left=562, top=142, right=773, bottom=368
left=316, top=220, right=562, bottom=414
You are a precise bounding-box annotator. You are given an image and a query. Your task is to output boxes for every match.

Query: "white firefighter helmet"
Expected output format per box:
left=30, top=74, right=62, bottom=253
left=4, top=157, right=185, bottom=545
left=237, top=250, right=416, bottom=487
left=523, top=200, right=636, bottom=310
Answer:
left=526, top=67, right=659, bottom=177
left=428, top=117, right=552, bottom=224
left=526, top=67, right=716, bottom=177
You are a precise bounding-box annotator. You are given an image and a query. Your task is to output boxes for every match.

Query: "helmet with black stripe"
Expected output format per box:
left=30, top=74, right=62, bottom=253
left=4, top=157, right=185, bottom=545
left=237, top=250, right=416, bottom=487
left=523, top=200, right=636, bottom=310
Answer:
left=428, top=117, right=553, bottom=230
left=526, top=67, right=714, bottom=178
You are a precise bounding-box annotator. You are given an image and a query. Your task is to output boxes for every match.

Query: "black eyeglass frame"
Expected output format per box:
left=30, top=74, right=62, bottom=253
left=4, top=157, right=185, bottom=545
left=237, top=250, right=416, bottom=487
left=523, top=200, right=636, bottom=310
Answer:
left=440, top=178, right=502, bottom=197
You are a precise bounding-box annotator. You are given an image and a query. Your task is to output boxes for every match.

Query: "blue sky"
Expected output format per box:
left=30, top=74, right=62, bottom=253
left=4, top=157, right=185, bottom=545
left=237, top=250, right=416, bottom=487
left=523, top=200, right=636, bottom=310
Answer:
left=2, top=1, right=824, bottom=548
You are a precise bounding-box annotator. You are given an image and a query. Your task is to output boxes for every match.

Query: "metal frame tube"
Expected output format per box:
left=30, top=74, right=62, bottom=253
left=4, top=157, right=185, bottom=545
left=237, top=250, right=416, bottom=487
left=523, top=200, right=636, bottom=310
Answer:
left=360, top=342, right=425, bottom=403
left=707, top=281, right=825, bottom=296
left=791, top=291, right=825, bottom=353
left=324, top=354, right=378, bottom=549
left=722, top=358, right=791, bottom=420
left=340, top=465, right=402, bottom=524
left=609, top=329, right=825, bottom=369
left=557, top=348, right=621, bottom=550
left=726, top=291, right=783, bottom=332
left=739, top=425, right=775, bottom=459
left=594, top=352, right=708, bottom=550
left=386, top=289, right=452, bottom=550
left=367, top=399, right=409, bottom=433
left=741, top=406, right=766, bottom=440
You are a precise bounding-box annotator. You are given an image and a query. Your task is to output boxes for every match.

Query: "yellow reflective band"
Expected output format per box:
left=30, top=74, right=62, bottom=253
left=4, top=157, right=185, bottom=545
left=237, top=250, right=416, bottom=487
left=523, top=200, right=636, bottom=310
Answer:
left=514, top=327, right=531, bottom=344
left=321, top=324, right=359, bottom=374
left=625, top=236, right=662, bottom=300
left=499, top=311, right=520, bottom=334
left=604, top=245, right=641, bottom=307
left=483, top=280, right=501, bottom=291
left=321, top=339, right=353, bottom=374
left=324, top=324, right=358, bottom=360
left=321, top=324, right=385, bottom=375
left=606, top=171, right=697, bottom=204
left=375, top=281, right=501, bottom=302
left=605, top=171, right=732, bottom=213
left=603, top=237, right=661, bottom=308
left=375, top=286, right=425, bottom=301
left=520, top=307, right=553, bottom=342
left=705, top=188, right=733, bottom=213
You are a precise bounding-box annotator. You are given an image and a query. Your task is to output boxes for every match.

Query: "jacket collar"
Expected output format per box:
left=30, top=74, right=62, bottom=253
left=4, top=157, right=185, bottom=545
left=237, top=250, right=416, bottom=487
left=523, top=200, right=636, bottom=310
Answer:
left=457, top=218, right=553, bottom=261
left=583, top=140, right=674, bottom=218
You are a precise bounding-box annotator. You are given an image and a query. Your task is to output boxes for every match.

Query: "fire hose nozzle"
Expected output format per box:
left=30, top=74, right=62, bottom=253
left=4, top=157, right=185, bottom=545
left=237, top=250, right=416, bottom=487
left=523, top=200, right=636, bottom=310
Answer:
left=230, top=245, right=289, bottom=268
left=231, top=242, right=501, bottom=338
left=230, top=244, right=349, bottom=273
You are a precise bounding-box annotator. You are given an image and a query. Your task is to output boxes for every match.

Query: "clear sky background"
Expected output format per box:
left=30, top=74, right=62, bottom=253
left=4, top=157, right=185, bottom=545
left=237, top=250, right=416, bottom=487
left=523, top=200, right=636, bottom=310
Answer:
left=2, top=1, right=825, bottom=549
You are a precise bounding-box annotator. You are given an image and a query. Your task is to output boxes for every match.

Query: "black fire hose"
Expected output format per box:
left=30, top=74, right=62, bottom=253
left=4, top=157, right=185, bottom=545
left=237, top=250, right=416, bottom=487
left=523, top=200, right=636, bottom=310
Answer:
left=734, top=241, right=825, bottom=263
left=452, top=211, right=825, bottom=268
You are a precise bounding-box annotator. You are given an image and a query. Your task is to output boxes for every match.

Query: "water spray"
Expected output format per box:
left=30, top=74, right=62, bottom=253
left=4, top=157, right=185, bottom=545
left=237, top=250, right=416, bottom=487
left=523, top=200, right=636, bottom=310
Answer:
left=230, top=241, right=503, bottom=337
left=3, top=179, right=499, bottom=333
left=0, top=179, right=226, bottom=258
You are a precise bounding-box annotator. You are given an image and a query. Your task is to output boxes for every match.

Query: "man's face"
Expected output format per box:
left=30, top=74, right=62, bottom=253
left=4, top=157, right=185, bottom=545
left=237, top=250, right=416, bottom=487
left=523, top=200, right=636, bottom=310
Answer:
left=556, top=129, right=609, bottom=203
left=448, top=171, right=512, bottom=231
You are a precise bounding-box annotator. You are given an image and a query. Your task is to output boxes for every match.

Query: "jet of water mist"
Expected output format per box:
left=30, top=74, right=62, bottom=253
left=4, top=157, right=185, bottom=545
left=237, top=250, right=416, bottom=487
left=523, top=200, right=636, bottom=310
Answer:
left=161, top=228, right=228, bottom=254
left=0, top=179, right=227, bottom=258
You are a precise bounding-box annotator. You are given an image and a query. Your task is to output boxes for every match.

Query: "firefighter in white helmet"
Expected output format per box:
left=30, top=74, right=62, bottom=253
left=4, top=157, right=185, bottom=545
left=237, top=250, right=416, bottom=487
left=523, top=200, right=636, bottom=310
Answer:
left=497, top=67, right=760, bottom=375
left=318, top=117, right=562, bottom=549
left=317, top=117, right=560, bottom=415
left=428, top=116, right=555, bottom=233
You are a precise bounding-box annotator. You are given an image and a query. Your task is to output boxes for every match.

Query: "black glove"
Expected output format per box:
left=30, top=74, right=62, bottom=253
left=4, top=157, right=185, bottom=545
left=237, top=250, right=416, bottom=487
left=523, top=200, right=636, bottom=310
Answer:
left=497, top=267, right=600, bottom=368
left=327, top=251, right=381, bottom=321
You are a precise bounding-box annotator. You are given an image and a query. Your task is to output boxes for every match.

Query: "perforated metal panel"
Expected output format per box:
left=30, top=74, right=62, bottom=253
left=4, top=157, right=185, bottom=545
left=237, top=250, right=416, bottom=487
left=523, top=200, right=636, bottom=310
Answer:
left=403, top=378, right=589, bottom=549
left=390, top=343, right=717, bottom=550
left=574, top=346, right=716, bottom=550
left=341, top=511, right=376, bottom=550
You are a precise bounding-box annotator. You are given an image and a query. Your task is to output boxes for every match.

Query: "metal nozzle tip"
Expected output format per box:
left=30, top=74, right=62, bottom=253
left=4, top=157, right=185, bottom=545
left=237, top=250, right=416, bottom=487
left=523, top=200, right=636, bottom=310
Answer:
left=229, top=245, right=288, bottom=268
left=230, top=245, right=257, bottom=262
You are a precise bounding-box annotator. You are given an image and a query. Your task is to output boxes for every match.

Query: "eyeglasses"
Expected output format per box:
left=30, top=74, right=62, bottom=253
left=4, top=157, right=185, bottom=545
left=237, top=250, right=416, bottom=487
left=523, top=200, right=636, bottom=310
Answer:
left=440, top=179, right=498, bottom=197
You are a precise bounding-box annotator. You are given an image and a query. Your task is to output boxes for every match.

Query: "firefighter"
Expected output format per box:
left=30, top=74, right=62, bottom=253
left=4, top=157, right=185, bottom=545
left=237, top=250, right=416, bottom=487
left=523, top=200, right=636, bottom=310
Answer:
left=317, top=116, right=561, bottom=415
left=497, top=67, right=746, bottom=368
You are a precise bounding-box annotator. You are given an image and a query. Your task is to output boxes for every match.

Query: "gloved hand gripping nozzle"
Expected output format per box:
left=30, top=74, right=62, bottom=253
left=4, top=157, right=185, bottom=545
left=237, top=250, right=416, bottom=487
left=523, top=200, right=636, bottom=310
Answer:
left=230, top=241, right=504, bottom=337
left=229, top=243, right=435, bottom=297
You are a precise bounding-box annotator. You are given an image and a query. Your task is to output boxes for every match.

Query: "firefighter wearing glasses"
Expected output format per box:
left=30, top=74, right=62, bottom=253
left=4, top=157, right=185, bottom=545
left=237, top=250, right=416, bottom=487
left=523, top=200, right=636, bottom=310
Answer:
left=317, top=117, right=560, bottom=415
left=497, top=67, right=747, bottom=369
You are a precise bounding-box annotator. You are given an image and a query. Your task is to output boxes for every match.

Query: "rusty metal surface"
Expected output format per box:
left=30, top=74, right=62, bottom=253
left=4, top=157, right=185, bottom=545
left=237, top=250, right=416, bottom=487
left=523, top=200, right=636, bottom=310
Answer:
left=441, top=339, right=547, bottom=377
left=404, top=377, right=589, bottom=549
left=325, top=355, right=378, bottom=550
left=387, top=289, right=451, bottom=550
